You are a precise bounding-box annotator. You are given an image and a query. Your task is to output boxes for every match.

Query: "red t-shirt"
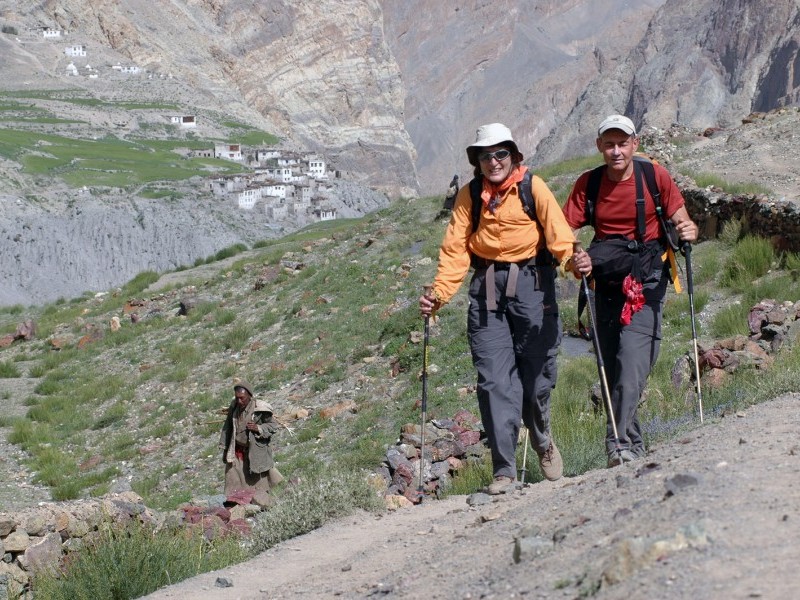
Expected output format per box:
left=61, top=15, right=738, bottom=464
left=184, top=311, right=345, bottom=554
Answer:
left=563, top=163, right=685, bottom=241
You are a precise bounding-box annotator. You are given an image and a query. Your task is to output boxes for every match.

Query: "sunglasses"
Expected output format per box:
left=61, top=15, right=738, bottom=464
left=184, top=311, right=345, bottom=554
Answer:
left=478, top=149, right=511, bottom=163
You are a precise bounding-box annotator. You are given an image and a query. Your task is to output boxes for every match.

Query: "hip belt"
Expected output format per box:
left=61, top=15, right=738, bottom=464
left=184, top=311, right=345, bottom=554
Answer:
left=473, top=257, right=534, bottom=311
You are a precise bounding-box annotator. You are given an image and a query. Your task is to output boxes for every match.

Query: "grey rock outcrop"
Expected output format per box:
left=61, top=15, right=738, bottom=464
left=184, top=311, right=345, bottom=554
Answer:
left=0, top=193, right=244, bottom=306
left=534, top=0, right=800, bottom=165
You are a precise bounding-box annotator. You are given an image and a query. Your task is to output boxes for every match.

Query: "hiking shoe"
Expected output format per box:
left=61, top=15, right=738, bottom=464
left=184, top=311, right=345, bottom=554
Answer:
left=538, top=441, right=563, bottom=481
left=486, top=475, right=515, bottom=495
left=607, top=448, right=636, bottom=468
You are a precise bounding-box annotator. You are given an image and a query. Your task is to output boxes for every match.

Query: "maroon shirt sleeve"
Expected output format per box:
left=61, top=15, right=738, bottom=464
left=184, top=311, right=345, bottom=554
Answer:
left=563, top=171, right=591, bottom=230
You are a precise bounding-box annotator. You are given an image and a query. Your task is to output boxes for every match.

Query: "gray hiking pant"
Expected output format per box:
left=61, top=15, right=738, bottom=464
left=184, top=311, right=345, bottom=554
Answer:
left=467, top=262, right=561, bottom=479
left=595, top=265, right=668, bottom=455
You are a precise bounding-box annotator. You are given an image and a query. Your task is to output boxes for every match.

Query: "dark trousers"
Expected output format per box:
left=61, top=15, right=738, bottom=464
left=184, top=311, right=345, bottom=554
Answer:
left=595, top=268, right=668, bottom=454
left=467, top=263, right=561, bottom=479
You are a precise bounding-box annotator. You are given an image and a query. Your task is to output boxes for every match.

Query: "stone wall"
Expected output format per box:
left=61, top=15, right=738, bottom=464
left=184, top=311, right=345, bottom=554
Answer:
left=0, top=492, right=255, bottom=598
left=678, top=175, right=800, bottom=252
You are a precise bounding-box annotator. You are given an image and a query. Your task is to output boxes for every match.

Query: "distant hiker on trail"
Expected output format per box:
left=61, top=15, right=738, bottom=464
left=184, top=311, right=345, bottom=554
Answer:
left=219, top=380, right=283, bottom=508
left=562, top=114, right=698, bottom=468
left=419, top=123, right=591, bottom=494
left=443, top=174, right=459, bottom=210
left=436, top=174, right=460, bottom=220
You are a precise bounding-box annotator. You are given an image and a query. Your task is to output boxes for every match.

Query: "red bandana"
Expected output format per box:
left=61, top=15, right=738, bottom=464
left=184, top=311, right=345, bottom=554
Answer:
left=620, top=274, right=645, bottom=326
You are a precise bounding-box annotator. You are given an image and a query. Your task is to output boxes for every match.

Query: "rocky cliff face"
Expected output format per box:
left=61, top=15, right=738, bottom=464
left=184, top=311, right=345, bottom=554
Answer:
left=14, top=0, right=417, bottom=197
left=8, top=0, right=800, bottom=193
left=2, top=0, right=800, bottom=307
left=379, top=0, right=667, bottom=192
left=534, top=0, right=800, bottom=164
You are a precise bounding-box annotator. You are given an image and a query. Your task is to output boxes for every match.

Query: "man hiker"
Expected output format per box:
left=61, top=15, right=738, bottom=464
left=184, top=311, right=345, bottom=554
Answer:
left=219, top=380, right=283, bottom=507
left=419, top=122, right=591, bottom=494
left=562, top=114, right=698, bottom=467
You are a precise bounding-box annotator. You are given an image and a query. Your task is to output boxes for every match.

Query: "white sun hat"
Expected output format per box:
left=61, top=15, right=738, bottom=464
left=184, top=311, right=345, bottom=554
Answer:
left=466, top=123, right=523, bottom=166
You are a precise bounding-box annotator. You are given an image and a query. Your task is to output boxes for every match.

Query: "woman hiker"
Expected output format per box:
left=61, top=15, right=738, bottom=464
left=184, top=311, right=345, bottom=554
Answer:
left=419, top=123, right=591, bottom=494
left=219, top=380, right=283, bottom=507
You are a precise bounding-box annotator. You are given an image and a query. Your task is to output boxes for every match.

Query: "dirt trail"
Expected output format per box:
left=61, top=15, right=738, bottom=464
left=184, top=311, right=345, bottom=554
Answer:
left=144, top=393, right=800, bottom=600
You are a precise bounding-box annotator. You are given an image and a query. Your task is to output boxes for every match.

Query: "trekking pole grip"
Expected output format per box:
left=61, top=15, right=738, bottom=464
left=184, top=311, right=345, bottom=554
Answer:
left=682, top=242, right=694, bottom=294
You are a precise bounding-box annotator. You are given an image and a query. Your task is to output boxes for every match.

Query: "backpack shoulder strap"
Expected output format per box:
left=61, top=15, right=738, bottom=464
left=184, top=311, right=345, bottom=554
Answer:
left=633, top=155, right=680, bottom=250
left=584, top=165, right=605, bottom=228
left=635, top=156, right=661, bottom=208
left=469, top=175, right=483, bottom=233
left=518, top=170, right=537, bottom=222
left=633, top=159, right=647, bottom=241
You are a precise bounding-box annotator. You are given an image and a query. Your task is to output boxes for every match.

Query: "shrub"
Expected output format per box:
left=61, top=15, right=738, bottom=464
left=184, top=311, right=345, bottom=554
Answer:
left=720, top=235, right=774, bottom=290
left=249, top=467, right=384, bottom=553
left=31, top=520, right=248, bottom=599
left=0, top=361, right=21, bottom=378
left=710, top=302, right=749, bottom=337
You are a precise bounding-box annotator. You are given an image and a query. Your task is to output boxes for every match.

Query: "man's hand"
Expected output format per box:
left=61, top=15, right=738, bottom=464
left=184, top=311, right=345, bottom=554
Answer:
left=670, top=207, right=699, bottom=243
left=571, top=246, right=592, bottom=278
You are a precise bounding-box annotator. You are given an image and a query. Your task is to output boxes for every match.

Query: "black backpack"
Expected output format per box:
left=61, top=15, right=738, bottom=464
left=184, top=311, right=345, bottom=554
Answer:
left=577, top=156, right=681, bottom=338
left=468, top=171, right=556, bottom=266
left=584, top=155, right=679, bottom=251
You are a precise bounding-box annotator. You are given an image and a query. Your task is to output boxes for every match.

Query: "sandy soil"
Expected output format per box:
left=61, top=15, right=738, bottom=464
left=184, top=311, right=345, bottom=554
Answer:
left=143, top=392, right=800, bottom=600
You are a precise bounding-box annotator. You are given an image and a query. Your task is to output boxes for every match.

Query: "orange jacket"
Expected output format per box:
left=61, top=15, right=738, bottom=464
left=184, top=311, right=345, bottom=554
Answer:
left=432, top=172, right=576, bottom=306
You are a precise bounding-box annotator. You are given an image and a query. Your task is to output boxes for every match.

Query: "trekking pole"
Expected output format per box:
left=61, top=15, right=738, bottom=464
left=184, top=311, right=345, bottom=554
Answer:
left=418, top=285, right=432, bottom=497
left=518, top=426, right=530, bottom=483
left=574, top=243, right=623, bottom=450
left=682, top=243, right=704, bottom=423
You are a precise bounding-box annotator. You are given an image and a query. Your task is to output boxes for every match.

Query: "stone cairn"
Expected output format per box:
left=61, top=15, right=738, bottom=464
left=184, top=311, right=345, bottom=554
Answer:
left=0, top=492, right=259, bottom=597
left=376, top=408, right=489, bottom=508
left=685, top=299, right=800, bottom=389
left=587, top=299, right=800, bottom=412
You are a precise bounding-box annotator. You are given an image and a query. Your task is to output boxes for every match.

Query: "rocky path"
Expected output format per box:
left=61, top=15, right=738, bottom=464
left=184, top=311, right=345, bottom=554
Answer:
left=144, top=393, right=800, bottom=600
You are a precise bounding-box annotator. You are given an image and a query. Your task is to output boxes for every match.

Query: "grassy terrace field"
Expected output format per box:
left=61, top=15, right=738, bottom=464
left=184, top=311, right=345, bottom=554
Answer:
left=0, top=90, right=279, bottom=188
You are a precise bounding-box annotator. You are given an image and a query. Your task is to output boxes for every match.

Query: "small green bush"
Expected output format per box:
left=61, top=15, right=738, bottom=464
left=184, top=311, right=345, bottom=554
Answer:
left=685, top=171, right=772, bottom=196
left=720, top=235, right=774, bottom=290
left=211, top=243, right=248, bottom=263
left=710, top=302, right=749, bottom=337
left=249, top=468, right=384, bottom=553
left=0, top=361, right=21, bottom=378
left=718, top=219, right=743, bottom=246
left=31, top=520, right=248, bottom=600
left=445, top=455, right=493, bottom=495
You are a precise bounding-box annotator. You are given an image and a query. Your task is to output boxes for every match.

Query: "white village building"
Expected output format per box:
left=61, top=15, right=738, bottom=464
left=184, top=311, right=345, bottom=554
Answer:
left=65, top=45, right=87, bottom=57
left=169, top=115, right=197, bottom=128
left=308, top=158, right=327, bottom=179
left=214, top=143, right=243, bottom=162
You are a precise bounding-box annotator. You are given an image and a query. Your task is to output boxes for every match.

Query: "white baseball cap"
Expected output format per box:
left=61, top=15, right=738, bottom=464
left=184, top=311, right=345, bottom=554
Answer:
left=597, top=114, right=637, bottom=137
